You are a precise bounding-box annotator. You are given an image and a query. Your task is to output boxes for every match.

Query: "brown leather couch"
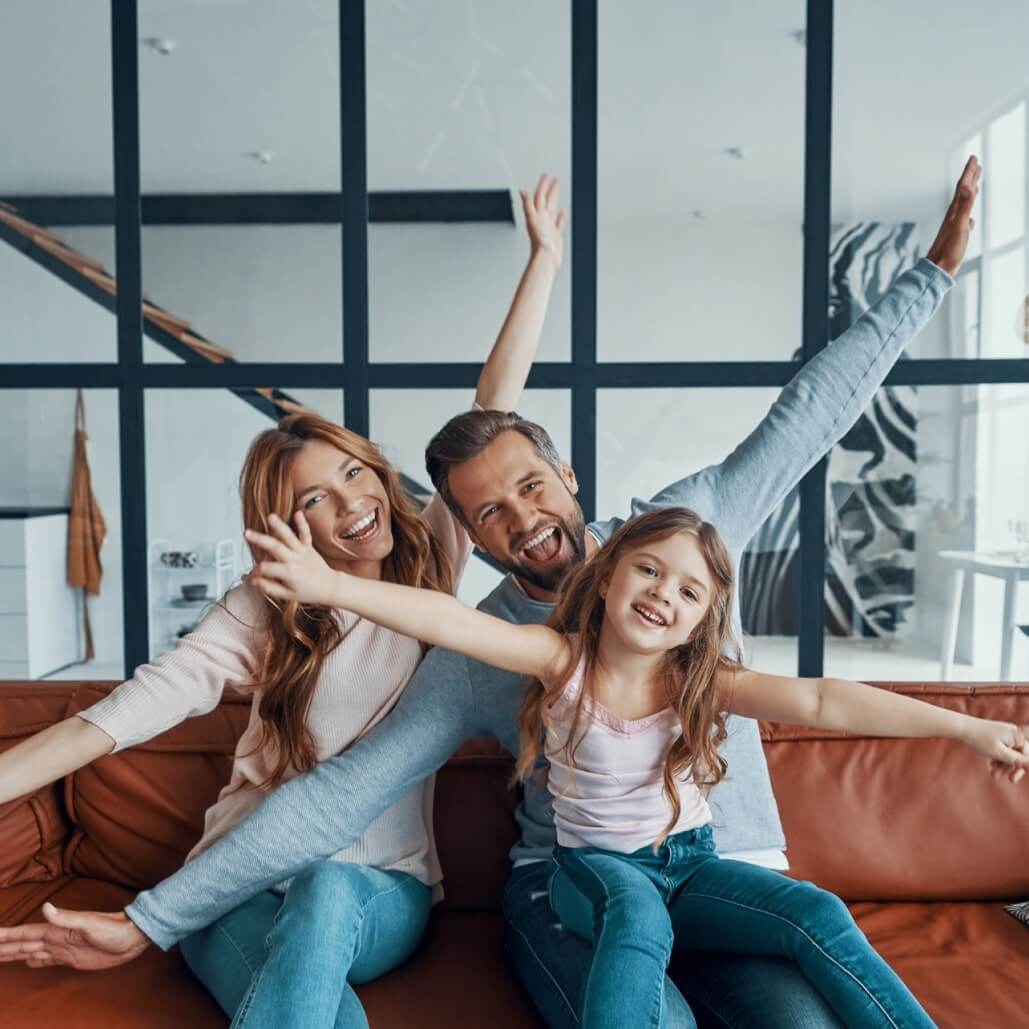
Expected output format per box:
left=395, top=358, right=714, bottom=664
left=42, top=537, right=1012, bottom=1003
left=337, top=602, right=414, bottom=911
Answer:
left=1, top=680, right=1027, bottom=1029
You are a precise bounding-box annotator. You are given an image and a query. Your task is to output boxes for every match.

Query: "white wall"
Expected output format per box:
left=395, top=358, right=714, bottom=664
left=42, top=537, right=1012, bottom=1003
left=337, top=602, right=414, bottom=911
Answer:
left=0, top=209, right=984, bottom=677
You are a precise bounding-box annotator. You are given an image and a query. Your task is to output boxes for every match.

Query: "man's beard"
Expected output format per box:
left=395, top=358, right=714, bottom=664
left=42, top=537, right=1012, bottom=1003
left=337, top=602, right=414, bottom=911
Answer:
left=497, top=505, right=589, bottom=595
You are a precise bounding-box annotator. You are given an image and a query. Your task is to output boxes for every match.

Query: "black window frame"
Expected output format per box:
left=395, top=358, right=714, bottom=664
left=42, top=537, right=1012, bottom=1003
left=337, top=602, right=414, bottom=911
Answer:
left=7, top=0, right=1029, bottom=678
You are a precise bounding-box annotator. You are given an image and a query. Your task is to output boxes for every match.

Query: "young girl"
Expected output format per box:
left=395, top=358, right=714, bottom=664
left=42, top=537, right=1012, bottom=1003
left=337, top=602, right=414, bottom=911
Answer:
left=0, top=173, right=568, bottom=1029
left=242, top=504, right=1029, bottom=1029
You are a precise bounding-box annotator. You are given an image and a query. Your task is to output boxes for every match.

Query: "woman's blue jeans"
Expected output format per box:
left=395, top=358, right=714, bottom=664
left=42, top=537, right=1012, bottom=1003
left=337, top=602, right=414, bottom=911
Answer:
left=550, top=825, right=935, bottom=1029
left=180, top=861, right=431, bottom=1029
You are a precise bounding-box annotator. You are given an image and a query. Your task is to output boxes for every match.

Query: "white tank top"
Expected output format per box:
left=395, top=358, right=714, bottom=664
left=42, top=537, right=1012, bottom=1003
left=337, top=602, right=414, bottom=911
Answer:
left=545, top=655, right=712, bottom=853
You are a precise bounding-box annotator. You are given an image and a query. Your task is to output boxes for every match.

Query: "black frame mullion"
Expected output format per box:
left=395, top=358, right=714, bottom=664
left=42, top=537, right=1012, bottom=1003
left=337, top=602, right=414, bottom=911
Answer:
left=341, top=0, right=369, bottom=436
left=10, top=358, right=1029, bottom=391
left=797, top=0, right=834, bottom=677
left=571, top=0, right=598, bottom=524
left=8, top=0, right=1029, bottom=686
left=111, top=0, right=148, bottom=675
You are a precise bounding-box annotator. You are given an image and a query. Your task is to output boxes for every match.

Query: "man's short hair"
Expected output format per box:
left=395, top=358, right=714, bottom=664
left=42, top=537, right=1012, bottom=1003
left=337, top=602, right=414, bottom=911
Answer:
left=425, top=409, right=563, bottom=527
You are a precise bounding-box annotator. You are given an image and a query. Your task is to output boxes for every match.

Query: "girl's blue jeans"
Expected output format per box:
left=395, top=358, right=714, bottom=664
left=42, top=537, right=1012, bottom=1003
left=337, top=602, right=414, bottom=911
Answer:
left=550, top=825, right=936, bottom=1029
left=180, top=861, right=431, bottom=1029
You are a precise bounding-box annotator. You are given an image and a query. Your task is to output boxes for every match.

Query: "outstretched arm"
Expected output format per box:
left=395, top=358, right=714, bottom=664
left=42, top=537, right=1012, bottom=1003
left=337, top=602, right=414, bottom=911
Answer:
left=721, top=665, right=1029, bottom=783
left=0, top=717, right=113, bottom=807
left=0, top=639, right=489, bottom=961
left=474, top=174, right=566, bottom=412
left=248, top=513, right=570, bottom=684
left=645, top=158, right=980, bottom=550
left=0, top=586, right=261, bottom=806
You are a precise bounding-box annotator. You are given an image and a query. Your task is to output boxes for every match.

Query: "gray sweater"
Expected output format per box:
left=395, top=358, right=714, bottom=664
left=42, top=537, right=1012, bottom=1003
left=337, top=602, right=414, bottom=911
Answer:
left=127, top=258, right=952, bottom=949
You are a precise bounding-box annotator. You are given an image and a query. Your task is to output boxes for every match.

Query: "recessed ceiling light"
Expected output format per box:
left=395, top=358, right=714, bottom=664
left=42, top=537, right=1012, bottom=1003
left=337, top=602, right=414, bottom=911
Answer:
left=142, top=37, right=176, bottom=55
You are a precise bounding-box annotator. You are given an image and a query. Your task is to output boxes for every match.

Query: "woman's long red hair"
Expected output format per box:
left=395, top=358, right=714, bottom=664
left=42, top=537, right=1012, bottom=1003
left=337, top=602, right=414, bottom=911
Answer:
left=237, top=411, right=454, bottom=787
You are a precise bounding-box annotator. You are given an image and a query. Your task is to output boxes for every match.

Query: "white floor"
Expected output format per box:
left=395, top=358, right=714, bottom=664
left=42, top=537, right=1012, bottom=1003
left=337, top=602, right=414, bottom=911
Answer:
left=39, top=634, right=1027, bottom=686
left=748, top=634, right=1028, bottom=683
left=41, top=661, right=124, bottom=682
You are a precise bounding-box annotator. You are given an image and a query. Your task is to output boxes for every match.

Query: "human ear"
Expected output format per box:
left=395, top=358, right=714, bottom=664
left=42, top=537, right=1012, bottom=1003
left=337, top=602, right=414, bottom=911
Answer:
left=560, top=462, right=578, bottom=495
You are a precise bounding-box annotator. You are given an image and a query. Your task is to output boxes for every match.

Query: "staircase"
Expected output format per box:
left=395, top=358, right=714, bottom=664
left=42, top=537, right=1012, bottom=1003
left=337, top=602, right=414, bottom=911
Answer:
left=0, top=201, right=434, bottom=506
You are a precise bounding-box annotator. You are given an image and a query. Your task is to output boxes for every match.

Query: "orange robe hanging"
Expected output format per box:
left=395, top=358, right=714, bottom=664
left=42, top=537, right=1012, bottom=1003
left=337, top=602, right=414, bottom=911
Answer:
left=67, top=389, right=107, bottom=660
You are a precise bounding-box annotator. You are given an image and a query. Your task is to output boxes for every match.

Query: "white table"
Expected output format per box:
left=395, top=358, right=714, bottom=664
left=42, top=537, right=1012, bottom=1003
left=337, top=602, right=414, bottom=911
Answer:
left=939, top=549, right=1029, bottom=680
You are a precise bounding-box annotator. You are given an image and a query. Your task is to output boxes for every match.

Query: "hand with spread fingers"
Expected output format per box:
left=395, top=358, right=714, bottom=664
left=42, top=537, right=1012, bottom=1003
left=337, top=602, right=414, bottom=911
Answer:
left=246, top=511, right=345, bottom=609
left=925, top=155, right=981, bottom=276
left=521, top=172, right=567, bottom=270
left=0, top=903, right=149, bottom=971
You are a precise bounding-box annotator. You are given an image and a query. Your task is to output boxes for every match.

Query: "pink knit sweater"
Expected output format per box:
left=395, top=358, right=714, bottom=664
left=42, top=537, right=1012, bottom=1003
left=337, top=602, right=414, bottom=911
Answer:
left=79, top=495, right=469, bottom=893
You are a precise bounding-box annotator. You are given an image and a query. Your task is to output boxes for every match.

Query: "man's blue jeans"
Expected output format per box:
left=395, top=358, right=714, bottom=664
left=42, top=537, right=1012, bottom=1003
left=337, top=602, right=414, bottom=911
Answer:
left=505, top=859, right=848, bottom=1029
left=180, top=861, right=430, bottom=1029
left=547, top=825, right=934, bottom=1029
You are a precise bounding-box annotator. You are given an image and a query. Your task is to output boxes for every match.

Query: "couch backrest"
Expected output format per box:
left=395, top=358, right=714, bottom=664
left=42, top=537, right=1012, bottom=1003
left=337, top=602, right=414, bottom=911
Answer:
left=761, top=683, right=1029, bottom=901
left=1, top=681, right=1027, bottom=908
left=0, top=685, right=75, bottom=888
left=62, top=684, right=251, bottom=890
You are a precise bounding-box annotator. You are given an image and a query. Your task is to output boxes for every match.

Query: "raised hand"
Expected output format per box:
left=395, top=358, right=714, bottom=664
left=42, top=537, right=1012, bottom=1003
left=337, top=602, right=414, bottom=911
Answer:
left=521, top=173, right=567, bottom=270
left=0, top=904, right=149, bottom=971
left=925, top=156, right=982, bottom=277
left=959, top=718, right=1029, bottom=784
left=246, top=512, right=343, bottom=608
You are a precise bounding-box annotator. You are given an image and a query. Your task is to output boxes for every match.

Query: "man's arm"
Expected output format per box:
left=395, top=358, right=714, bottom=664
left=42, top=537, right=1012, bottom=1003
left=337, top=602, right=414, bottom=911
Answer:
left=474, top=174, right=565, bottom=412
left=125, top=645, right=480, bottom=950
left=645, top=157, right=979, bottom=549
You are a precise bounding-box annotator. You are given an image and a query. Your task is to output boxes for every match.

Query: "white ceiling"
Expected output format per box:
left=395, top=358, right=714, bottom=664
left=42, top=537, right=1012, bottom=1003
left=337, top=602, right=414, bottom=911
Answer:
left=2, top=0, right=1028, bottom=224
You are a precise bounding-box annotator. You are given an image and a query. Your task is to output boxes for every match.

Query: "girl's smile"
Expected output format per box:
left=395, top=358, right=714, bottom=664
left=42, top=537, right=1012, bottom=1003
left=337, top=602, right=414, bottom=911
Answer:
left=601, top=532, right=714, bottom=655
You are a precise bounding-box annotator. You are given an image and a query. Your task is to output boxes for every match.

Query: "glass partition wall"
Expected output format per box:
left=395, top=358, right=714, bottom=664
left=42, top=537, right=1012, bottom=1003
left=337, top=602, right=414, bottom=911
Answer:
left=4, top=0, right=1029, bottom=683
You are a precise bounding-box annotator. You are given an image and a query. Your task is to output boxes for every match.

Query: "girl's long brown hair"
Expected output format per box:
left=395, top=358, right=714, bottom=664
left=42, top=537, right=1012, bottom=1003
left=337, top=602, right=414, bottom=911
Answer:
left=238, top=411, right=454, bottom=787
left=515, top=507, right=740, bottom=846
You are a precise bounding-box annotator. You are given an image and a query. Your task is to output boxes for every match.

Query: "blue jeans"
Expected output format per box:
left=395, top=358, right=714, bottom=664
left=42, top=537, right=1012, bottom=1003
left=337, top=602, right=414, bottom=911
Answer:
left=504, top=859, right=845, bottom=1029
left=180, top=861, right=431, bottom=1029
left=548, top=825, right=934, bottom=1029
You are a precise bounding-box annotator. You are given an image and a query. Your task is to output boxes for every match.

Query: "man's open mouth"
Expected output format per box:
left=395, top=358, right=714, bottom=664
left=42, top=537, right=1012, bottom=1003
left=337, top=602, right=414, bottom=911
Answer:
left=520, top=525, right=562, bottom=564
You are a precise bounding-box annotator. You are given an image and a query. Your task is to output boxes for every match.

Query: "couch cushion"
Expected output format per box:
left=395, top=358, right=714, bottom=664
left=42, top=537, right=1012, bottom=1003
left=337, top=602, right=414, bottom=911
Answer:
left=852, top=900, right=1029, bottom=1029
left=63, top=685, right=250, bottom=890
left=435, top=738, right=520, bottom=911
left=0, top=685, right=76, bottom=887
left=359, top=911, right=542, bottom=1028
left=762, top=683, right=1029, bottom=901
left=0, top=877, right=228, bottom=1029
left=0, top=878, right=542, bottom=1029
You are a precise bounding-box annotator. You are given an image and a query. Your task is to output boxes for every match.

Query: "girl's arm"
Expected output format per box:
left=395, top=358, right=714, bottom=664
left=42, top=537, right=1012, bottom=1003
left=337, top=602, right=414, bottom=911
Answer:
left=247, top=513, right=571, bottom=685
left=721, top=667, right=1029, bottom=781
left=0, top=717, right=114, bottom=807
left=473, top=174, right=566, bottom=413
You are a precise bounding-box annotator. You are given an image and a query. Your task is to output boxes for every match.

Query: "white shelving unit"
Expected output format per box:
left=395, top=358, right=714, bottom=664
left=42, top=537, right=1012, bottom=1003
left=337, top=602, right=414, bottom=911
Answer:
left=147, top=538, right=238, bottom=659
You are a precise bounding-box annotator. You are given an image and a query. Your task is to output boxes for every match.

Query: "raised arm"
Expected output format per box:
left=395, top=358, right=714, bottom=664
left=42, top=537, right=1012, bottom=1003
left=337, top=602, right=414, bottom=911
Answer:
left=0, top=641, right=486, bottom=961
left=0, top=586, right=260, bottom=807
left=721, top=665, right=1029, bottom=783
left=645, top=158, right=980, bottom=550
left=473, top=174, right=566, bottom=412
left=247, top=513, right=569, bottom=684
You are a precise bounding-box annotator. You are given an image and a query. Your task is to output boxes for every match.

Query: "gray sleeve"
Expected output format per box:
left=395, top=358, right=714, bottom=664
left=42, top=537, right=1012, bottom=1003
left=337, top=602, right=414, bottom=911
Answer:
left=125, top=647, right=477, bottom=949
left=643, top=257, right=952, bottom=548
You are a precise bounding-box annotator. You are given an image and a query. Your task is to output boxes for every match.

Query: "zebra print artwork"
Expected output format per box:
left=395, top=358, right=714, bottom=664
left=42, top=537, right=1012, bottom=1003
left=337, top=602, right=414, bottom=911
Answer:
left=739, top=223, right=920, bottom=638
